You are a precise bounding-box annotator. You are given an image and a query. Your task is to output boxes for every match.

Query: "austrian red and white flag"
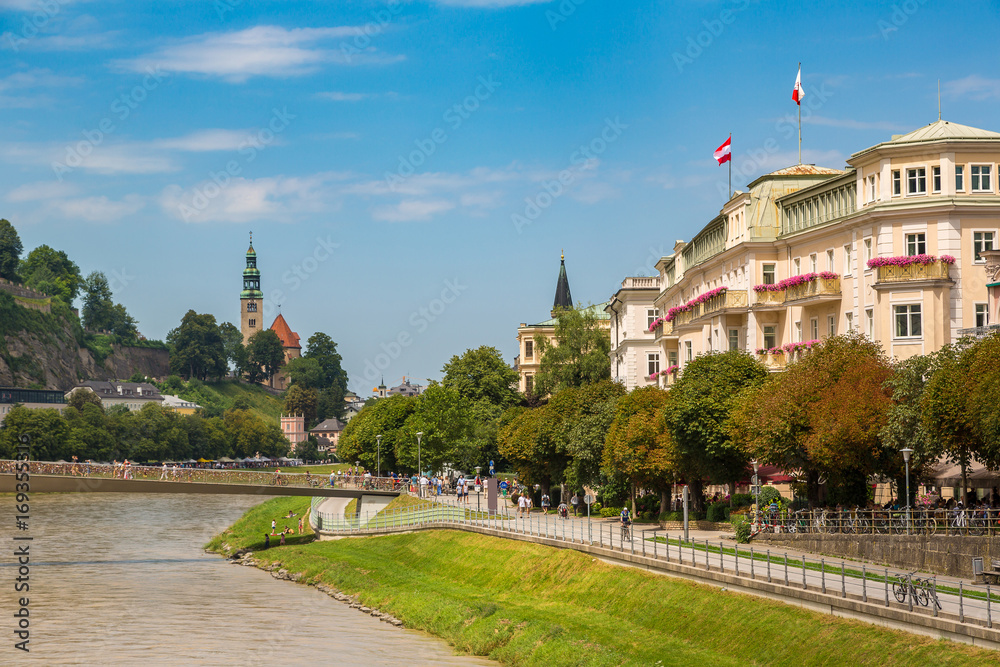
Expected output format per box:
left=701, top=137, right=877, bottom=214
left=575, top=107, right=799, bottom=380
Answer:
left=792, top=64, right=805, bottom=105
left=714, top=136, right=732, bottom=165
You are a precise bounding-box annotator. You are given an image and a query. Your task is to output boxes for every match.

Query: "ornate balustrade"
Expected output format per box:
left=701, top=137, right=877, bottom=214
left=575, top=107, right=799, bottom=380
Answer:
left=875, top=261, right=951, bottom=284
left=785, top=277, right=841, bottom=303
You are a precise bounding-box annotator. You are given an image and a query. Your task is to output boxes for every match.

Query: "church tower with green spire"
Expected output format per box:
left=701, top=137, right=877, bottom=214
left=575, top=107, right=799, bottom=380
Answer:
left=240, top=233, right=263, bottom=345
left=551, top=249, right=573, bottom=317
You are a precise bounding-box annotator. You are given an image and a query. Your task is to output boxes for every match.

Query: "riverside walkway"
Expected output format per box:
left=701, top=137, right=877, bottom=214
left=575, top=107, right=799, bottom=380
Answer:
left=311, top=494, right=1000, bottom=650
left=0, top=460, right=400, bottom=501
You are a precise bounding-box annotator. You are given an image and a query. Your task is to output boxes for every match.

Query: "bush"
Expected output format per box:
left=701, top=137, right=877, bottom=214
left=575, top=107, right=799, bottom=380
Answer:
left=706, top=503, right=730, bottom=523
left=590, top=501, right=601, bottom=513
left=731, top=493, right=754, bottom=508
left=599, top=507, right=620, bottom=518
left=758, top=486, right=784, bottom=507
left=732, top=514, right=751, bottom=543
left=636, top=493, right=660, bottom=514
left=659, top=511, right=682, bottom=522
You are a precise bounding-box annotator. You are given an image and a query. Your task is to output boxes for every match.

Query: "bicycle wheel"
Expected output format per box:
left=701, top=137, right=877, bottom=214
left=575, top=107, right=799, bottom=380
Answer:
left=970, top=517, right=987, bottom=537
left=892, top=581, right=907, bottom=603
left=914, top=580, right=930, bottom=607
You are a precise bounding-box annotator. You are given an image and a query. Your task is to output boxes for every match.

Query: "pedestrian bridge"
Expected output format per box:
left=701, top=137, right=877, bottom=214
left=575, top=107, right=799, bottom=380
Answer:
left=0, top=460, right=400, bottom=507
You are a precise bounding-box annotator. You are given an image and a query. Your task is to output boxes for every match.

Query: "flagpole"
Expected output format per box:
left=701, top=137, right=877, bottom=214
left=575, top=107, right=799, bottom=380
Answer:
left=728, top=133, right=732, bottom=199
left=797, top=62, right=802, bottom=164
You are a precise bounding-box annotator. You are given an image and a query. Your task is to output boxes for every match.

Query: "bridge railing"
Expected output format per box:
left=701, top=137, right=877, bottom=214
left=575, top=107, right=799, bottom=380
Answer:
left=747, top=507, right=1000, bottom=537
left=0, top=460, right=401, bottom=492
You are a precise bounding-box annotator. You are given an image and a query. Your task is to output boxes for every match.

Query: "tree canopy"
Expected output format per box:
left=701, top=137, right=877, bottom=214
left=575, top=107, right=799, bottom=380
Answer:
left=441, top=346, right=519, bottom=409
left=167, top=310, right=227, bottom=381
left=19, top=244, right=83, bottom=303
left=0, top=218, right=22, bottom=281
left=533, top=306, right=611, bottom=396
left=81, top=271, right=139, bottom=338
left=246, top=329, right=285, bottom=384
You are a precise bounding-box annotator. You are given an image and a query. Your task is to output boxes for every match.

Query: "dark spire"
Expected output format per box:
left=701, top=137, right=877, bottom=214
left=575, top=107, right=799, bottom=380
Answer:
left=552, top=249, right=573, bottom=317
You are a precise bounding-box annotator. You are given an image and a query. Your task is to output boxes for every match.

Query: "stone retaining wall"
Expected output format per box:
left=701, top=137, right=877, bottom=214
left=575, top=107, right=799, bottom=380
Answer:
left=754, top=533, right=1000, bottom=579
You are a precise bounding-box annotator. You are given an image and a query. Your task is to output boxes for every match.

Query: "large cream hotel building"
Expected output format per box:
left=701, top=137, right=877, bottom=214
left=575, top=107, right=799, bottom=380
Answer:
left=611, top=120, right=1000, bottom=387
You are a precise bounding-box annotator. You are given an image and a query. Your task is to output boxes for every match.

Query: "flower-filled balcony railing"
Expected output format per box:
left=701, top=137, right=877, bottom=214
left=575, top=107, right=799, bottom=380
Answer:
left=700, top=289, right=748, bottom=316
left=652, top=286, right=729, bottom=331
left=754, top=348, right=786, bottom=370
left=753, top=272, right=840, bottom=305
left=868, top=254, right=954, bottom=284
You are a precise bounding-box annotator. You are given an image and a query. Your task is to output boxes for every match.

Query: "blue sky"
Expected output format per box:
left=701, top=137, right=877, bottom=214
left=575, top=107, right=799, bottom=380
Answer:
left=3, top=0, right=1000, bottom=393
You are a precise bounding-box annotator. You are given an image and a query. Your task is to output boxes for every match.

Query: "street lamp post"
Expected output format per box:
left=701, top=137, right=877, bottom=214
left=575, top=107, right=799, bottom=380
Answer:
left=376, top=434, right=382, bottom=479
left=416, top=431, right=423, bottom=497
left=752, top=459, right=760, bottom=526
left=901, top=447, right=913, bottom=535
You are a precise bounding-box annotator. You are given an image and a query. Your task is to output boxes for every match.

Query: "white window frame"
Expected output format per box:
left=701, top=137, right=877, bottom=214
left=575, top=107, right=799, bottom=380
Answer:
left=668, top=351, right=678, bottom=367
left=975, top=303, right=990, bottom=328
left=524, top=339, right=533, bottom=360
left=795, top=321, right=802, bottom=342
left=906, top=233, right=927, bottom=256
left=891, top=170, right=901, bottom=197
left=826, top=249, right=835, bottom=271
left=973, top=231, right=995, bottom=263
left=971, top=164, right=993, bottom=193
left=845, top=311, right=854, bottom=332
left=762, top=263, right=776, bottom=285
left=684, top=340, right=693, bottom=363
left=793, top=257, right=801, bottom=274
left=647, top=352, right=660, bottom=377
left=865, top=308, right=874, bottom=338
left=827, top=315, right=836, bottom=337
left=810, top=253, right=818, bottom=273
left=932, top=165, right=941, bottom=193
left=866, top=175, right=876, bottom=203
left=809, top=317, right=819, bottom=340
left=863, top=238, right=873, bottom=265
left=893, top=304, right=922, bottom=339
left=955, top=165, right=965, bottom=192
left=843, top=244, right=852, bottom=275
left=728, top=328, right=739, bottom=351
left=906, top=167, right=927, bottom=196
left=646, top=308, right=659, bottom=329
left=762, top=325, right=777, bottom=350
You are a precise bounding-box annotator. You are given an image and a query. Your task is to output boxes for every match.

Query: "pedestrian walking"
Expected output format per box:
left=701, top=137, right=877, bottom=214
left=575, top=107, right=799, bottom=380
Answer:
left=298, top=517, right=304, bottom=534
left=160, top=462, right=168, bottom=480
left=271, top=520, right=276, bottom=536
left=571, top=493, right=580, bottom=516
left=541, top=493, right=550, bottom=513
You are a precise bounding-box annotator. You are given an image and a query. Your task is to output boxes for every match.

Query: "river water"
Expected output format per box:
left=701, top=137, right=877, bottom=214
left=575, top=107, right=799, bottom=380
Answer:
left=1, top=493, right=493, bottom=665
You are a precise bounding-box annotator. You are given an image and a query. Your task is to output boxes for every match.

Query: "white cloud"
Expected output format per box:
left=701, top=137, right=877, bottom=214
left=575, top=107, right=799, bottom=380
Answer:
left=152, top=129, right=271, bottom=152
left=1, top=142, right=177, bottom=174
left=50, top=194, right=145, bottom=222
left=160, top=172, right=347, bottom=223
left=372, top=199, right=455, bottom=222
left=0, top=68, right=83, bottom=107
left=944, top=75, right=1000, bottom=101
left=317, top=91, right=371, bottom=102
left=6, top=180, right=80, bottom=202
left=118, top=26, right=402, bottom=82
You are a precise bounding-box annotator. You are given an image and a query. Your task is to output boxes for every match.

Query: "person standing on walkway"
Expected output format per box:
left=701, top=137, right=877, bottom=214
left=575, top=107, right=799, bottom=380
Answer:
left=271, top=520, right=276, bottom=536
left=571, top=493, right=580, bottom=516
left=298, top=517, right=304, bottom=534
left=160, top=462, right=168, bottom=480
left=541, top=493, right=550, bottom=513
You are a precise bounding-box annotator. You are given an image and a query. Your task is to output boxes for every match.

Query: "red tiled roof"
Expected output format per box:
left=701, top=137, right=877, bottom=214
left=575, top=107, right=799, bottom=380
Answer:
left=269, top=314, right=301, bottom=349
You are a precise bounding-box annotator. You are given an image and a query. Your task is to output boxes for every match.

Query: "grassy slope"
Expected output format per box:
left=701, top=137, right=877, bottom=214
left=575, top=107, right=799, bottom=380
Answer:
left=178, top=380, right=284, bottom=421
left=208, top=498, right=998, bottom=666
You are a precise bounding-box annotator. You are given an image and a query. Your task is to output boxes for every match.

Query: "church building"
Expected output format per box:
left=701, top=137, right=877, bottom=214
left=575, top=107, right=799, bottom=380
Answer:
left=239, top=236, right=301, bottom=390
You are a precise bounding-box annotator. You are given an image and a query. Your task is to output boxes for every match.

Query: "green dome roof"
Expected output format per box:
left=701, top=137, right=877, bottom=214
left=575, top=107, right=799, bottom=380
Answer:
left=247, top=243, right=256, bottom=256
left=241, top=289, right=263, bottom=299
left=243, top=267, right=260, bottom=277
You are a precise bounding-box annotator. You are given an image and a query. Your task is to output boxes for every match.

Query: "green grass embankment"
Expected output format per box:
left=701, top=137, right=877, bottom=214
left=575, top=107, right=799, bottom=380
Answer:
left=176, top=380, right=284, bottom=421
left=208, top=497, right=998, bottom=666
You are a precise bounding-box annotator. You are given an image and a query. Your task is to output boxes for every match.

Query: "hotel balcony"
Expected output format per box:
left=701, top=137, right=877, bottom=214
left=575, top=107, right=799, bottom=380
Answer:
left=701, top=289, right=749, bottom=317
left=620, top=276, right=661, bottom=289
left=755, top=353, right=786, bottom=371
left=653, top=319, right=676, bottom=342
left=784, top=277, right=841, bottom=305
left=874, top=260, right=952, bottom=287
left=753, top=289, right=786, bottom=309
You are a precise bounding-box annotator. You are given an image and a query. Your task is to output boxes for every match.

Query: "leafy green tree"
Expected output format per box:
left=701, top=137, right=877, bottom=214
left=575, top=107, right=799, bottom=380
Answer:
left=603, top=386, right=671, bottom=514
left=64, top=403, right=117, bottom=461
left=246, top=329, right=286, bottom=385
left=922, top=336, right=1000, bottom=501
left=81, top=271, right=138, bottom=338
left=730, top=332, right=893, bottom=506
left=533, top=306, right=611, bottom=396
left=284, top=384, right=318, bottom=428
left=0, top=406, right=70, bottom=460
left=295, top=436, right=322, bottom=462
left=0, top=219, right=22, bottom=281
left=223, top=408, right=288, bottom=458
left=441, top=346, right=519, bottom=409
left=218, top=321, right=245, bottom=374
left=662, top=351, right=768, bottom=507
left=67, top=388, right=104, bottom=413
left=167, top=310, right=227, bottom=381
left=398, top=383, right=474, bottom=474
left=285, top=356, right=323, bottom=388
left=18, top=244, right=83, bottom=302
left=498, top=380, right=625, bottom=494
left=303, top=332, right=348, bottom=392
left=338, top=394, right=417, bottom=472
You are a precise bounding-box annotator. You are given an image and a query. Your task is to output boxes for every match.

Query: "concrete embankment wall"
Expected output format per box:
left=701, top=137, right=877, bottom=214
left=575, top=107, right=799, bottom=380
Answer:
left=754, top=533, right=1000, bottom=579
